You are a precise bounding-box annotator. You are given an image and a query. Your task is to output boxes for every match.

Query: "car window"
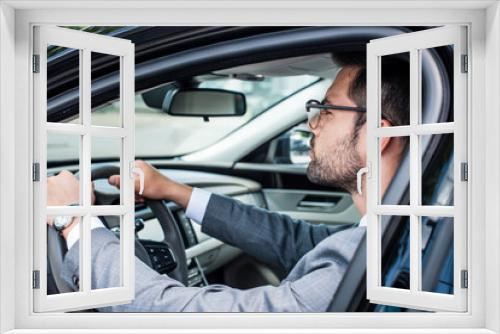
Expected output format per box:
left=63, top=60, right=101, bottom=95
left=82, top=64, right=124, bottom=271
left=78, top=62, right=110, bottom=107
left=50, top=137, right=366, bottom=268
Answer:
left=268, top=121, right=312, bottom=165
left=48, top=75, right=319, bottom=162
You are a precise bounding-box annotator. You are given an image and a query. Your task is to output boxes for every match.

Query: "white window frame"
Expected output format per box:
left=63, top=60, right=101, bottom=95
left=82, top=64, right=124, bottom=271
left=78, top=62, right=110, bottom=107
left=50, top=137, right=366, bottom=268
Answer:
left=32, top=26, right=136, bottom=312
left=366, top=26, right=468, bottom=312
left=0, top=1, right=498, bottom=333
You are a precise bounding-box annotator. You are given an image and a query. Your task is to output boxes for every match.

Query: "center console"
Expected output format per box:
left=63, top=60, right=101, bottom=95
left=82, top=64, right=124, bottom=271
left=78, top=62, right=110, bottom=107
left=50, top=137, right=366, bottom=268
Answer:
left=186, top=258, right=207, bottom=287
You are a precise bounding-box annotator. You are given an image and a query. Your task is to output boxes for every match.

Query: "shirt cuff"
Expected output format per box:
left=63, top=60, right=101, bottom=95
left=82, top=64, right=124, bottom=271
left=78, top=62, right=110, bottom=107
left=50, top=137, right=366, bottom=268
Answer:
left=184, top=187, right=212, bottom=225
left=66, top=216, right=106, bottom=250
left=358, top=215, right=367, bottom=227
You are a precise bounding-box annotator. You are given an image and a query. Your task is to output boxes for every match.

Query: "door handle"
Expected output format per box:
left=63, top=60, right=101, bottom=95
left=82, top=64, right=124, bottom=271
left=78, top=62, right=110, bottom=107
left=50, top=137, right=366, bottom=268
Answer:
left=297, top=200, right=336, bottom=209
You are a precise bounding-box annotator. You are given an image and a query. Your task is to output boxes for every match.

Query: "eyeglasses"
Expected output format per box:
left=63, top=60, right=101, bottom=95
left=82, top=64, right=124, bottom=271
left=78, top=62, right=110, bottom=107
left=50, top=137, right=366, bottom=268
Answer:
left=305, top=99, right=366, bottom=129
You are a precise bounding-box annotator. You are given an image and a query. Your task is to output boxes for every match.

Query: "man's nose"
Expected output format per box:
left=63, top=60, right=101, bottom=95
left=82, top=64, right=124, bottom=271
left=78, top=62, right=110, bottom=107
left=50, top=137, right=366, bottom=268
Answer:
left=308, top=120, right=320, bottom=136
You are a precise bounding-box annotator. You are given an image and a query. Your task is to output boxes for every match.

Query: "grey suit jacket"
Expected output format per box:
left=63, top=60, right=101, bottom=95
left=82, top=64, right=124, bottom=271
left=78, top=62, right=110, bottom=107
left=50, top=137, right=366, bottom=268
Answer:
left=62, top=194, right=365, bottom=312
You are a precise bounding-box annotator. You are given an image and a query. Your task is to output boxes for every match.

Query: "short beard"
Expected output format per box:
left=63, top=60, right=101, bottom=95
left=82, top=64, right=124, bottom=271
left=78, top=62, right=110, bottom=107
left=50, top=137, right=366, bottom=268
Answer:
left=307, top=133, right=363, bottom=193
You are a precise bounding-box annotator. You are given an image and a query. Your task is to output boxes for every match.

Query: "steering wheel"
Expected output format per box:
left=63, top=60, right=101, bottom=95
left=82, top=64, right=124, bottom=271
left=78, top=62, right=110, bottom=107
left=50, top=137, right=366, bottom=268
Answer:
left=47, top=165, right=188, bottom=294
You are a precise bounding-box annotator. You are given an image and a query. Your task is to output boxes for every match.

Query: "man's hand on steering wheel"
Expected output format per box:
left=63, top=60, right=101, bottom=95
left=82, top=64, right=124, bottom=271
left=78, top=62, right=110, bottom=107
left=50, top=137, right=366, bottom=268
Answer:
left=46, top=163, right=190, bottom=288
left=108, top=160, right=193, bottom=209
left=106, top=162, right=191, bottom=284
left=46, top=160, right=195, bottom=239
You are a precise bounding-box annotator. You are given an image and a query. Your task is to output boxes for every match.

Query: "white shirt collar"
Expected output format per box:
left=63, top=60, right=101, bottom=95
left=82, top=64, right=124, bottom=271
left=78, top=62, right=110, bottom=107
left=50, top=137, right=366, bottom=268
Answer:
left=358, top=215, right=367, bottom=228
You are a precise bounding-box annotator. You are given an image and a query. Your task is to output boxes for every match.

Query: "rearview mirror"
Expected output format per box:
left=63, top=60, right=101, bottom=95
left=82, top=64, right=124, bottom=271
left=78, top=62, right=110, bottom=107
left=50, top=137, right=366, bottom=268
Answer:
left=165, top=88, right=246, bottom=118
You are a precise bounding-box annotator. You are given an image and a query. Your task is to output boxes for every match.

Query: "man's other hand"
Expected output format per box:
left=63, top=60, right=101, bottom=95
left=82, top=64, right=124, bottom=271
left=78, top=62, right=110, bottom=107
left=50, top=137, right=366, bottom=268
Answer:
left=46, top=170, right=95, bottom=239
left=47, top=170, right=80, bottom=206
left=46, top=170, right=96, bottom=207
left=108, top=160, right=193, bottom=208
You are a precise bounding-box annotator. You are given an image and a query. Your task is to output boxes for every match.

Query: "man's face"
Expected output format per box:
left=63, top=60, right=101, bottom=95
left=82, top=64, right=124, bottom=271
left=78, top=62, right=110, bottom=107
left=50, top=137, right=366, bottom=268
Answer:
left=307, top=66, right=366, bottom=192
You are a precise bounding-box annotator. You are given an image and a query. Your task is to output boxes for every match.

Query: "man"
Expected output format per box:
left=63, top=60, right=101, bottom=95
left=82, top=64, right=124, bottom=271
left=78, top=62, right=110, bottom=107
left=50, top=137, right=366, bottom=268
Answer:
left=47, top=54, right=409, bottom=312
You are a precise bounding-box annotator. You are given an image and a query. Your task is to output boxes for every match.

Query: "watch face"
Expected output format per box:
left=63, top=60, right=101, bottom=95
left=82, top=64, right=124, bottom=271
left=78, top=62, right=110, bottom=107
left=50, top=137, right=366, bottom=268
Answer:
left=54, top=216, right=72, bottom=231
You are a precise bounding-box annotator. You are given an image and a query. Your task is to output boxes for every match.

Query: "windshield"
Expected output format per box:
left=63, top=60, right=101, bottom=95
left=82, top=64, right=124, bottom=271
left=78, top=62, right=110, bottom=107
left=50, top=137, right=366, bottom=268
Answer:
left=48, top=75, right=319, bottom=163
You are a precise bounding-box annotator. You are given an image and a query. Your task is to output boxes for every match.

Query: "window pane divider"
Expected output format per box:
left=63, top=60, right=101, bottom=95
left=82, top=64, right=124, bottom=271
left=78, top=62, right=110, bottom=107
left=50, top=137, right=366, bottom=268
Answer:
left=46, top=123, right=85, bottom=134
left=80, top=48, right=92, bottom=293
left=409, top=49, right=421, bottom=293
left=409, top=215, right=420, bottom=292
left=46, top=123, right=127, bottom=137
left=374, top=205, right=454, bottom=217
left=375, top=122, right=455, bottom=138
left=46, top=205, right=127, bottom=216
left=90, top=126, right=127, bottom=137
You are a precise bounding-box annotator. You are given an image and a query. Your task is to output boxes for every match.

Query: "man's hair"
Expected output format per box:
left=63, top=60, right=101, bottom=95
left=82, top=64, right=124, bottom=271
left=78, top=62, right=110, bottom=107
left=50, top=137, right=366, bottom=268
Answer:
left=332, top=52, right=410, bottom=143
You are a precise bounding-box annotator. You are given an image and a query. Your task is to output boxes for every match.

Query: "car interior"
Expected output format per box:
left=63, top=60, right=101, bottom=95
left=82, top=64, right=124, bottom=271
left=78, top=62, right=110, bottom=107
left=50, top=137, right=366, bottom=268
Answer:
left=44, top=26, right=455, bottom=312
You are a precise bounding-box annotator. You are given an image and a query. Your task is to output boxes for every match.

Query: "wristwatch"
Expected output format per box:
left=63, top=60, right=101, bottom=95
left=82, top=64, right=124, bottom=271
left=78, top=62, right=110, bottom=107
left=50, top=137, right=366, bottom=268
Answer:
left=53, top=203, right=79, bottom=232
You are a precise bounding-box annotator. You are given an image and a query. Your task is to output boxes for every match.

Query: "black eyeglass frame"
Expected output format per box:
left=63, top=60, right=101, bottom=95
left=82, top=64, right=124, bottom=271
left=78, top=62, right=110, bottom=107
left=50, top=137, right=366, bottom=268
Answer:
left=305, top=99, right=367, bottom=113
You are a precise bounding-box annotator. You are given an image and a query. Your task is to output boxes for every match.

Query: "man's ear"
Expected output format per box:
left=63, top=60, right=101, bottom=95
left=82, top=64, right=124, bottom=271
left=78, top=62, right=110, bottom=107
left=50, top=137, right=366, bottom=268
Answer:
left=379, top=119, right=393, bottom=153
